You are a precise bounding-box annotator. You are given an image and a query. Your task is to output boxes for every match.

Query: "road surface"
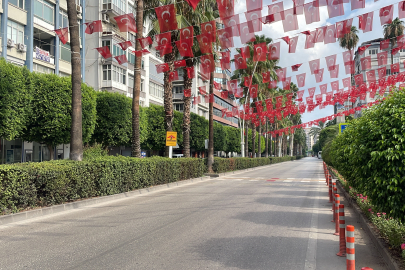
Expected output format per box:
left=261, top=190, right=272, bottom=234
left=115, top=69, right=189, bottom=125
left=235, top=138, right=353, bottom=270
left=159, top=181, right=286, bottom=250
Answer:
left=0, top=157, right=386, bottom=269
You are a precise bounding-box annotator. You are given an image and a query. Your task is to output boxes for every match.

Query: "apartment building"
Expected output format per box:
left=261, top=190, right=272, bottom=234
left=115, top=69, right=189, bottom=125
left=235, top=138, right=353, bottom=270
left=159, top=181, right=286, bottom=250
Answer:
left=352, top=38, right=405, bottom=118
left=0, top=0, right=86, bottom=164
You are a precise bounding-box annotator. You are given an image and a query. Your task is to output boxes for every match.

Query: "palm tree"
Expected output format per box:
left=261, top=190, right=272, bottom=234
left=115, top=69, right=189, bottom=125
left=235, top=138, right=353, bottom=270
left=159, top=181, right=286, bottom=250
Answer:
left=383, top=17, right=405, bottom=64
left=309, top=121, right=325, bottom=144
left=131, top=0, right=144, bottom=158
left=66, top=0, right=83, bottom=160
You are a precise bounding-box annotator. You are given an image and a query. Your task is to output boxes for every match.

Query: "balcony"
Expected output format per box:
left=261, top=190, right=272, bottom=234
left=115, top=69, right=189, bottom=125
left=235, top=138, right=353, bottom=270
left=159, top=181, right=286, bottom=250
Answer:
left=102, top=2, right=125, bottom=17
left=102, top=24, right=127, bottom=41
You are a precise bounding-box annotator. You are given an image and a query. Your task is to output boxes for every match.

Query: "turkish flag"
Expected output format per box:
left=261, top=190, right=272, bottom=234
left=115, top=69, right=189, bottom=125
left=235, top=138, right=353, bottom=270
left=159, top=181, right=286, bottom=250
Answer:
left=176, top=39, right=193, bottom=57
left=156, top=63, right=170, bottom=74
left=245, top=9, right=262, bottom=33
left=217, top=27, right=234, bottom=49
left=281, top=36, right=290, bottom=44
left=221, top=91, right=229, bottom=99
left=282, top=8, right=299, bottom=32
left=96, top=46, right=112, bottom=59
left=327, top=0, right=344, bottom=18
left=282, top=77, right=291, bottom=90
left=262, top=71, right=270, bottom=83
left=117, top=41, right=132, bottom=51
left=397, top=35, right=405, bottom=48
left=309, top=59, right=320, bottom=74
left=217, top=0, right=234, bottom=19
left=234, top=54, right=247, bottom=70
left=399, top=1, right=405, bottom=19
left=137, top=37, right=152, bottom=49
left=366, top=70, right=376, bottom=82
left=155, top=4, right=177, bottom=32
left=201, top=20, right=216, bottom=42
left=227, top=79, right=238, bottom=92
left=179, top=26, right=193, bottom=40
left=304, top=1, right=320, bottom=24
left=292, top=0, right=305, bottom=15
left=331, top=81, right=339, bottom=91
left=275, top=95, right=283, bottom=104
left=315, top=68, right=324, bottom=83
left=305, top=31, right=316, bottom=49
left=336, top=19, right=352, bottom=39
left=325, top=54, right=336, bottom=71
left=288, top=36, right=299, bottom=53
left=392, top=63, right=400, bottom=73
left=377, top=51, right=388, bottom=66
left=201, top=54, right=215, bottom=72
left=250, top=84, right=258, bottom=98
left=380, top=39, right=390, bottom=50
left=197, top=34, right=212, bottom=54
left=392, top=47, right=402, bottom=56
left=315, top=26, right=326, bottom=43
left=354, top=74, right=364, bottom=85
left=302, top=30, right=311, bottom=35
left=240, top=46, right=250, bottom=59
left=221, top=51, right=230, bottom=63
left=358, top=45, right=371, bottom=55
left=268, top=2, right=285, bottom=22
left=308, top=87, right=316, bottom=97
left=379, top=5, right=393, bottom=25
left=185, top=0, right=201, bottom=10
left=246, top=0, right=262, bottom=11
left=297, top=90, right=305, bottom=101
left=296, top=73, right=306, bottom=87
left=186, top=66, right=195, bottom=78
left=220, top=51, right=231, bottom=70
left=292, top=63, right=302, bottom=71
left=85, top=20, right=102, bottom=34
left=223, top=15, right=240, bottom=37
left=358, top=12, right=373, bottom=33
left=193, top=96, right=201, bottom=105
left=234, top=88, right=244, bottom=98
left=329, top=65, right=339, bottom=78
left=174, top=60, right=186, bottom=69
left=133, top=49, right=150, bottom=57
left=361, top=56, right=371, bottom=70
left=342, top=77, right=351, bottom=88
left=169, top=70, right=179, bottom=82
left=213, top=81, right=221, bottom=90
left=351, top=0, right=364, bottom=10
left=156, top=44, right=172, bottom=56
left=114, top=13, right=137, bottom=33
left=268, top=42, right=280, bottom=60
left=54, top=27, right=69, bottom=44
left=342, top=50, right=354, bottom=66
left=184, top=89, right=191, bottom=97
left=324, top=25, right=336, bottom=44
left=320, top=84, right=328, bottom=94
left=306, top=96, right=314, bottom=105
left=239, top=22, right=255, bottom=44
left=276, top=67, right=287, bottom=81
left=244, top=76, right=252, bottom=87
left=315, top=94, right=323, bottom=103
left=155, top=32, right=171, bottom=47
left=269, top=80, right=278, bottom=89
left=254, top=42, right=267, bottom=61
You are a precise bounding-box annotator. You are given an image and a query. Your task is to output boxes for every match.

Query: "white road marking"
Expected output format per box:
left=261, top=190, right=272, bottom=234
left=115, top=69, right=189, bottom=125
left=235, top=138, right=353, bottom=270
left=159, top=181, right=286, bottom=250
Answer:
left=304, top=185, right=320, bottom=270
left=301, top=181, right=310, bottom=182
left=283, top=180, right=293, bottom=182
left=287, top=178, right=295, bottom=179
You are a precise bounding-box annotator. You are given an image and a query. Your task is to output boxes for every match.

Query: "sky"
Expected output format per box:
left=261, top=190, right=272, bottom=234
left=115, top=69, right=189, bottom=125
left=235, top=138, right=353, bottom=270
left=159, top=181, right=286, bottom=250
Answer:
left=229, top=0, right=399, bottom=124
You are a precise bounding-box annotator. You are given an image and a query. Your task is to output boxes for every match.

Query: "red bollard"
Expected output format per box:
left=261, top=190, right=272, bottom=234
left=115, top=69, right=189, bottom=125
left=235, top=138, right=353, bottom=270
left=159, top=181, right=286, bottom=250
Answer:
left=361, top=268, right=373, bottom=270
left=334, top=195, right=340, bottom=235
left=328, top=176, right=333, bottom=203
left=337, top=204, right=346, bottom=256
left=346, top=225, right=355, bottom=270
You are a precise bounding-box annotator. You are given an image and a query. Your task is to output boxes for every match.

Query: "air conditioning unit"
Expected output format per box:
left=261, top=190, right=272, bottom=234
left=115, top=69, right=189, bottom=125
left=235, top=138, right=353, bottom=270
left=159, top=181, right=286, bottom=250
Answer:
left=7, top=39, right=14, bottom=48
left=76, top=5, right=82, bottom=13
left=17, top=43, right=26, bottom=52
left=100, top=58, right=106, bottom=65
left=102, top=14, right=109, bottom=23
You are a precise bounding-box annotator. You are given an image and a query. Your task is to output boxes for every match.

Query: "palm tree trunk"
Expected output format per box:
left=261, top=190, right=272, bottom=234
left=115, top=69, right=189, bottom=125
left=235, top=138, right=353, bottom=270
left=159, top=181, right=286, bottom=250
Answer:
left=131, top=0, right=143, bottom=158
left=245, top=120, right=249, bottom=157
left=182, top=58, right=193, bottom=158
left=67, top=0, right=82, bottom=161
left=207, top=71, right=214, bottom=172
left=252, top=122, right=256, bottom=158
left=164, top=50, right=175, bottom=157
left=289, top=134, right=294, bottom=157
left=258, top=122, right=261, bottom=158
left=265, top=121, right=268, bottom=158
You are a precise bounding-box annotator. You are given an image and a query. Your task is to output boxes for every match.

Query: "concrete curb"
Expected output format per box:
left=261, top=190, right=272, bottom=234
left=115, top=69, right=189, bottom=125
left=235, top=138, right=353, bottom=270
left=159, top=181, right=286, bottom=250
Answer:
left=0, top=159, right=294, bottom=226
left=335, top=178, right=402, bottom=270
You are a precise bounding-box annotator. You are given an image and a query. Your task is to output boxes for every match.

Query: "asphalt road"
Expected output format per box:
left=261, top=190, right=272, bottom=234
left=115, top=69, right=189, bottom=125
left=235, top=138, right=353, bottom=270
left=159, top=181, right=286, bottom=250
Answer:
left=0, top=157, right=386, bottom=270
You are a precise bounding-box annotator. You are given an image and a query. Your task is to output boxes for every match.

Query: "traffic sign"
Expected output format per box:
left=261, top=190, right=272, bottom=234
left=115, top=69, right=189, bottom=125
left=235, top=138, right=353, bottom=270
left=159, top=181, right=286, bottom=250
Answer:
left=166, top=131, right=177, bottom=146
left=339, top=123, right=350, bottom=134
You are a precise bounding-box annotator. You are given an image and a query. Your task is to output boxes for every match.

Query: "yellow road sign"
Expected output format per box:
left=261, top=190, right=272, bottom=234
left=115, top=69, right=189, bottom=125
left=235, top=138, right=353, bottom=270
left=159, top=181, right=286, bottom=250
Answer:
left=166, top=131, right=177, bottom=146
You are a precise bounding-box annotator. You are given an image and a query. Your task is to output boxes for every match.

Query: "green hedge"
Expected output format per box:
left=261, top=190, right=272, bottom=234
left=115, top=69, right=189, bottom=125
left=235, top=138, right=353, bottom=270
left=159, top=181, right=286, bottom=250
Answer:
left=212, top=156, right=298, bottom=173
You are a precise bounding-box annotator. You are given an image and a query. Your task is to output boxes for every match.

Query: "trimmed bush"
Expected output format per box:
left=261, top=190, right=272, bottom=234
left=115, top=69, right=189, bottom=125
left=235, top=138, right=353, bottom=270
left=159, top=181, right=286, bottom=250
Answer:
left=212, top=156, right=297, bottom=173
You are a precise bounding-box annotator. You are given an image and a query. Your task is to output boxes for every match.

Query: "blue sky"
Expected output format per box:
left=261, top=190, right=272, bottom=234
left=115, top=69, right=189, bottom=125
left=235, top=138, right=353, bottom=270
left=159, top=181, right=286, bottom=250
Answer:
left=230, top=0, right=398, bottom=124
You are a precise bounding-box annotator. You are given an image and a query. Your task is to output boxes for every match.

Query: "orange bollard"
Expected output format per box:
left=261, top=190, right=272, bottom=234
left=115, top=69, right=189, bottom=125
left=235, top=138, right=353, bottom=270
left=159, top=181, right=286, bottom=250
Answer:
left=328, top=176, right=333, bottom=203
left=346, top=225, right=355, bottom=270
left=334, top=195, right=340, bottom=235
left=361, top=268, right=373, bottom=270
left=337, top=204, right=346, bottom=256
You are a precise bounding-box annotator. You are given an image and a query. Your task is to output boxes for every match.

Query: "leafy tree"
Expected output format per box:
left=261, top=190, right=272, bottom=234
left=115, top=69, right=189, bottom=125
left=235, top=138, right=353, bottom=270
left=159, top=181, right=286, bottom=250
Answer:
left=213, top=122, right=226, bottom=152
left=23, top=73, right=96, bottom=159
left=190, top=112, right=208, bottom=152
left=0, top=59, right=32, bottom=140
left=383, top=17, right=405, bottom=64
left=225, top=126, right=241, bottom=153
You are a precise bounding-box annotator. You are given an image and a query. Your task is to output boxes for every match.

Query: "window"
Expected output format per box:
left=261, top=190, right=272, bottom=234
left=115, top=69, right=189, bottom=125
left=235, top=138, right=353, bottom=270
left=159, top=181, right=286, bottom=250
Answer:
left=34, top=0, right=54, bottom=25
left=103, top=65, right=111, bottom=80
left=33, top=63, right=54, bottom=74
left=59, top=10, right=68, bottom=28
left=9, top=0, right=24, bottom=9
left=386, top=69, right=391, bottom=75
left=128, top=32, right=136, bottom=44
left=102, top=0, right=126, bottom=14
left=174, top=103, right=184, bottom=112
left=7, top=20, right=24, bottom=45
left=215, top=67, right=223, bottom=73
left=173, top=86, right=183, bottom=94
left=128, top=74, right=134, bottom=88
left=112, top=65, right=126, bottom=84
left=128, top=52, right=135, bottom=65
left=149, top=81, right=164, bottom=98
left=60, top=43, right=71, bottom=62
left=113, top=44, right=125, bottom=57
left=214, top=77, right=222, bottom=84
left=368, top=49, right=377, bottom=55
left=128, top=4, right=135, bottom=14
left=141, top=79, right=144, bottom=92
